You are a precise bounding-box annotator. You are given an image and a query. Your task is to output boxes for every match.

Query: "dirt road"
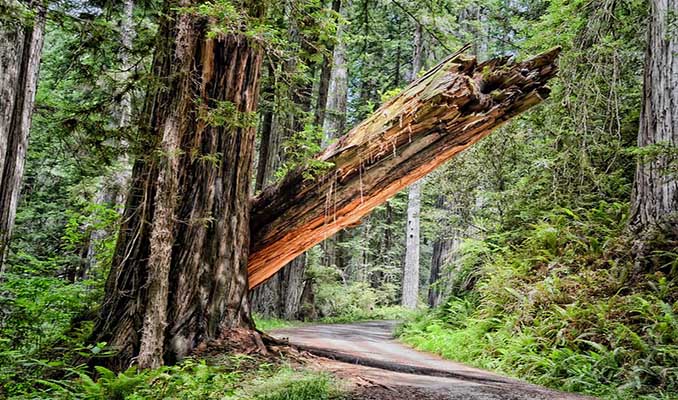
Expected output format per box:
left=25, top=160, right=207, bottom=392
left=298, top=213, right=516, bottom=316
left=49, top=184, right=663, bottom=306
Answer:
left=271, top=320, right=596, bottom=400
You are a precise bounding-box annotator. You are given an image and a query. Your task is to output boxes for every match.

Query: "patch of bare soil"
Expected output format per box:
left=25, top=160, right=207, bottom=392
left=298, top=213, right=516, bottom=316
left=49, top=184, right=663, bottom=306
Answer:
left=347, top=386, right=453, bottom=400
left=308, top=354, right=587, bottom=400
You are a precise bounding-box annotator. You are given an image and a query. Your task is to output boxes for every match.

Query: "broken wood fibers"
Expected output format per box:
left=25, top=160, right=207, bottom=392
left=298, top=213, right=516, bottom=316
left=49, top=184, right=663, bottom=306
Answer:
left=248, top=46, right=561, bottom=288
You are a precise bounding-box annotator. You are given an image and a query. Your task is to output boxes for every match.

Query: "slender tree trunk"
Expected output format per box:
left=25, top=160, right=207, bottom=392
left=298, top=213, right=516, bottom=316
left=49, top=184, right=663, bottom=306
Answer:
left=629, top=0, right=677, bottom=239
left=251, top=77, right=293, bottom=315
left=428, top=235, right=451, bottom=307
left=384, top=200, right=394, bottom=254
left=320, top=0, right=349, bottom=267
left=84, top=0, right=136, bottom=276
left=255, top=65, right=275, bottom=193
left=281, top=256, right=307, bottom=319
left=401, top=23, right=424, bottom=309
left=117, top=0, right=135, bottom=129
left=251, top=92, right=306, bottom=319
left=321, top=16, right=348, bottom=144
left=402, top=181, right=421, bottom=308
left=314, top=0, right=341, bottom=128
left=428, top=195, right=453, bottom=307
left=249, top=255, right=306, bottom=319
left=0, top=0, right=46, bottom=273
left=393, top=15, right=402, bottom=88
left=408, top=24, right=424, bottom=83
left=93, top=1, right=265, bottom=369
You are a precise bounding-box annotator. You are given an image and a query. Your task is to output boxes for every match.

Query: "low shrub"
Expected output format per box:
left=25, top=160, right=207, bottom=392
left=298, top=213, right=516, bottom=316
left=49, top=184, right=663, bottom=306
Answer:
left=400, top=203, right=678, bottom=400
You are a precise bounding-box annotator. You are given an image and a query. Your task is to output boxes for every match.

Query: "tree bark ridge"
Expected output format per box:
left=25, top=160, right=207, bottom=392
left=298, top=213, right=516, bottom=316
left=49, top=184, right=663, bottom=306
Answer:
left=0, top=0, right=46, bottom=271
left=629, top=0, right=677, bottom=234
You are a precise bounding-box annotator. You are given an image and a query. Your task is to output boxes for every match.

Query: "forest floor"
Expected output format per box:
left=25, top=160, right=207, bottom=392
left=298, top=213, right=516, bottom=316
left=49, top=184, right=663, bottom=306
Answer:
left=271, top=321, right=597, bottom=400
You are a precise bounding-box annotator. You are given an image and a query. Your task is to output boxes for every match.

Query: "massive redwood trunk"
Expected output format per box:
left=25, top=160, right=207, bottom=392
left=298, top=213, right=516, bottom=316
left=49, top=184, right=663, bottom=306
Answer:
left=248, top=46, right=560, bottom=288
left=0, top=0, right=46, bottom=272
left=629, top=0, right=677, bottom=238
left=93, top=1, right=264, bottom=369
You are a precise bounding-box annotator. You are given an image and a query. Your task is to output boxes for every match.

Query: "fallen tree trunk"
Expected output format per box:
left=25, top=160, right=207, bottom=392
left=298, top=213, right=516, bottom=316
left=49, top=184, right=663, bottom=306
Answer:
left=248, top=47, right=561, bottom=289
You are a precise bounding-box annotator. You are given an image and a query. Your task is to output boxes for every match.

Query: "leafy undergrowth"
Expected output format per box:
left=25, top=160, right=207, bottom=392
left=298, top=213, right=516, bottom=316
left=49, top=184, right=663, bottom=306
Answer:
left=8, top=355, right=344, bottom=399
left=253, top=314, right=306, bottom=331
left=399, top=203, right=678, bottom=400
left=314, top=305, right=417, bottom=325
left=254, top=306, right=416, bottom=333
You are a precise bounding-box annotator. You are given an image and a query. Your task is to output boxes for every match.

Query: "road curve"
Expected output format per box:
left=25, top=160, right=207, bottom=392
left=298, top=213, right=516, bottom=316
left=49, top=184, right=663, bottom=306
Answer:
left=271, top=320, right=596, bottom=400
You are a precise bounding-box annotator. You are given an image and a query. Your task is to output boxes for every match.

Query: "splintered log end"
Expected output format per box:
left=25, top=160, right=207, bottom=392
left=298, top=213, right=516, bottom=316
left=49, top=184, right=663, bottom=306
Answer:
left=522, top=46, right=562, bottom=69
left=248, top=47, right=561, bottom=289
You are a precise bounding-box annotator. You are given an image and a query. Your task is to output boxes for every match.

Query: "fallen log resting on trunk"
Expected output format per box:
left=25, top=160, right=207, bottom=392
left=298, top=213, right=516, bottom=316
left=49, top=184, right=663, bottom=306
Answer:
left=248, top=47, right=561, bottom=289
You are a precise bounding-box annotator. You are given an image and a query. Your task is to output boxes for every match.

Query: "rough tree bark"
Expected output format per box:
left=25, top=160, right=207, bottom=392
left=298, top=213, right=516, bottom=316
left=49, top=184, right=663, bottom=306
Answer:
left=249, top=46, right=561, bottom=288
left=93, top=1, right=265, bottom=369
left=249, top=256, right=306, bottom=319
left=629, top=0, right=677, bottom=239
left=402, top=23, right=424, bottom=309
left=0, top=0, right=46, bottom=272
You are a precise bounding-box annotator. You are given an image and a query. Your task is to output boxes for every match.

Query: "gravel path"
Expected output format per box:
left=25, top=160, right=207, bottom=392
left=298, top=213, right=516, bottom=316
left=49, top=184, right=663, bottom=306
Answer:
left=271, top=320, right=597, bottom=400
